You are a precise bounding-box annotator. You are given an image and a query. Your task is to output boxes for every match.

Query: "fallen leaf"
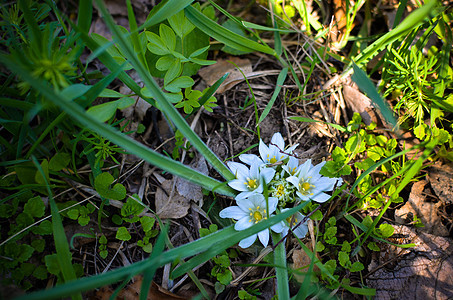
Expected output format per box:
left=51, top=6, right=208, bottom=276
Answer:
left=367, top=225, right=453, bottom=300
left=395, top=180, right=449, bottom=236
left=291, top=243, right=320, bottom=283
left=199, top=57, right=252, bottom=93
left=343, top=84, right=378, bottom=125
left=175, top=157, right=208, bottom=207
left=428, top=161, right=453, bottom=204
left=88, top=276, right=186, bottom=300
left=199, top=57, right=279, bottom=93
left=154, top=174, right=190, bottom=219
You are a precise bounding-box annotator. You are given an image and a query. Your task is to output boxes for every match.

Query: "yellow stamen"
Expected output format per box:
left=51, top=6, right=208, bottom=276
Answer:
left=246, top=178, right=258, bottom=189
left=253, top=211, right=263, bottom=222
left=270, top=156, right=277, bottom=164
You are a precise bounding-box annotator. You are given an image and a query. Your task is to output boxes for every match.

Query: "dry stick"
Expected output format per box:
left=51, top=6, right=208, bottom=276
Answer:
left=230, top=246, right=273, bottom=286
left=272, top=204, right=323, bottom=250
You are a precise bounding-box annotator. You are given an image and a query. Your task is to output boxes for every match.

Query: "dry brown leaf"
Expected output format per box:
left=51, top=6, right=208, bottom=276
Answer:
left=175, top=157, right=208, bottom=206
left=291, top=243, right=320, bottom=283
left=428, top=161, right=453, bottom=204
left=199, top=57, right=279, bottom=94
left=367, top=225, right=453, bottom=300
left=88, top=276, right=186, bottom=300
left=395, top=180, right=449, bottom=236
left=154, top=173, right=190, bottom=219
left=342, top=85, right=378, bottom=125
left=199, top=57, right=253, bottom=93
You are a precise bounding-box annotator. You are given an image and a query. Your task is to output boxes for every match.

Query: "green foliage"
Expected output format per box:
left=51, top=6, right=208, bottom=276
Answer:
left=94, top=172, right=126, bottom=201
left=121, top=194, right=144, bottom=223
left=116, top=227, right=132, bottom=241
left=80, top=130, right=127, bottom=168
left=199, top=224, right=218, bottom=237
left=98, top=235, right=108, bottom=259
left=238, top=289, right=257, bottom=300
left=67, top=203, right=95, bottom=226
left=86, top=97, right=135, bottom=123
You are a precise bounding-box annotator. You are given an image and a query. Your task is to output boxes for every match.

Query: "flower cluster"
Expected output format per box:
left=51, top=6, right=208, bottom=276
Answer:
left=220, top=133, right=343, bottom=248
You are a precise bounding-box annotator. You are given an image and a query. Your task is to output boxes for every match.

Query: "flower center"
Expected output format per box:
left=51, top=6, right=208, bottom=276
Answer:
left=245, top=178, right=258, bottom=189
left=298, top=179, right=314, bottom=195
left=275, top=184, right=285, bottom=197
left=253, top=211, right=263, bottom=222
left=270, top=156, right=277, bottom=164
left=249, top=206, right=267, bottom=223
left=302, top=182, right=311, bottom=191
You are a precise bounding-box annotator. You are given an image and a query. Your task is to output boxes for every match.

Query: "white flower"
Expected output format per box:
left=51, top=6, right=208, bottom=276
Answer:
left=286, top=159, right=342, bottom=203
left=282, top=156, right=299, bottom=176
left=227, top=161, right=275, bottom=200
left=260, top=132, right=298, bottom=165
left=280, top=209, right=308, bottom=239
left=219, top=194, right=284, bottom=248
left=239, top=133, right=298, bottom=167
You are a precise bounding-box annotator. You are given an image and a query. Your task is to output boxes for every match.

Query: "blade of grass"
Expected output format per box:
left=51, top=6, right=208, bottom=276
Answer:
left=351, top=138, right=437, bottom=256
left=289, top=116, right=347, bottom=132
left=185, top=5, right=276, bottom=56
left=257, top=67, right=288, bottom=126
left=0, top=54, right=235, bottom=197
left=77, top=0, right=92, bottom=34
left=126, top=0, right=148, bottom=71
left=344, top=214, right=415, bottom=248
left=31, top=156, right=81, bottom=300
left=352, top=0, right=438, bottom=68
left=273, top=232, right=290, bottom=299
left=94, top=0, right=234, bottom=182
left=170, top=202, right=308, bottom=278
left=17, top=204, right=306, bottom=300
left=351, top=63, right=397, bottom=129
left=140, top=223, right=168, bottom=300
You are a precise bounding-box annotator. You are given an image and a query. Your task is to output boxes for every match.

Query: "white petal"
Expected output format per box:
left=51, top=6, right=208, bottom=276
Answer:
left=250, top=163, right=260, bottom=179
left=248, top=193, right=265, bottom=207
left=310, top=192, right=331, bottom=203
left=313, top=177, right=337, bottom=192
left=235, top=191, right=257, bottom=200
left=257, top=229, right=269, bottom=247
left=239, top=234, right=257, bottom=248
left=228, top=179, right=248, bottom=192
left=239, top=154, right=263, bottom=166
left=259, top=140, right=270, bottom=163
left=271, top=221, right=285, bottom=233
left=294, top=223, right=308, bottom=238
left=219, top=206, right=244, bottom=219
left=267, top=197, right=279, bottom=213
left=237, top=197, right=254, bottom=211
left=227, top=162, right=248, bottom=178
left=271, top=132, right=284, bottom=150
left=235, top=217, right=253, bottom=230
left=297, top=159, right=312, bottom=177
left=261, top=168, right=276, bottom=184
left=307, top=161, right=326, bottom=178
left=296, top=191, right=310, bottom=201
left=286, top=175, right=299, bottom=187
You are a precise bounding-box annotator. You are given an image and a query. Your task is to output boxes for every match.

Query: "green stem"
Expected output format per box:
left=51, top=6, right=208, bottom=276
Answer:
left=272, top=232, right=289, bottom=299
